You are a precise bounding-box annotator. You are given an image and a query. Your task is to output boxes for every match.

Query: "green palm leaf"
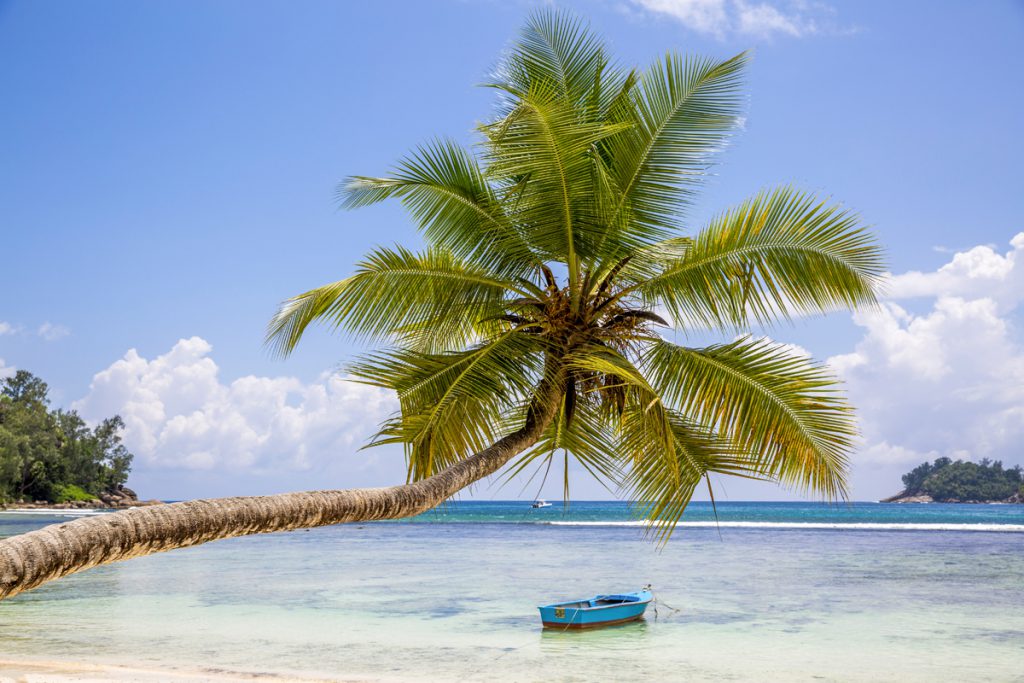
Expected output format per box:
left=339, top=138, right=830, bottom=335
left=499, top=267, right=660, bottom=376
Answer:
left=490, top=9, right=609, bottom=109
left=633, top=187, right=884, bottom=329
left=568, top=344, right=770, bottom=539
left=266, top=246, right=524, bottom=355
left=645, top=337, right=855, bottom=499
left=504, top=393, right=621, bottom=498
left=606, top=51, right=748, bottom=234
left=620, top=406, right=728, bottom=542
left=339, top=139, right=539, bottom=278
left=266, top=10, right=884, bottom=543
left=484, top=90, right=632, bottom=304
left=351, top=332, right=545, bottom=480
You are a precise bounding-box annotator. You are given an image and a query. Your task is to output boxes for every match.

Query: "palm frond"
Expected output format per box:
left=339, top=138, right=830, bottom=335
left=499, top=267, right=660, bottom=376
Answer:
left=265, top=11, right=882, bottom=545
left=490, top=8, right=610, bottom=111
left=504, top=393, right=621, bottom=497
left=633, top=188, right=884, bottom=330
left=484, top=90, right=632, bottom=300
left=645, top=337, right=855, bottom=499
left=606, top=51, right=748, bottom=234
left=339, top=139, right=538, bottom=277
left=568, top=343, right=768, bottom=540
left=266, top=246, right=522, bottom=356
left=351, top=333, right=545, bottom=480
left=620, top=406, right=731, bottom=543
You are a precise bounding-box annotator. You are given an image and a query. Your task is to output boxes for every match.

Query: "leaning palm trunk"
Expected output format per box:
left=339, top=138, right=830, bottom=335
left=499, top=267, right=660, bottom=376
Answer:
left=0, top=382, right=561, bottom=601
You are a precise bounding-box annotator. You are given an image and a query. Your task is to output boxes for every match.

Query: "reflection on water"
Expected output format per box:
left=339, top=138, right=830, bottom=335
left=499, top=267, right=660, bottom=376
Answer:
left=539, top=618, right=650, bottom=644
left=0, top=509, right=1022, bottom=682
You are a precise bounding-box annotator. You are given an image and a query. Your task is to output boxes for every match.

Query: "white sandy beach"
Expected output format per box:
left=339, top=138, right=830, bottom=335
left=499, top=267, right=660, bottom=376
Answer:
left=0, top=659, right=363, bottom=683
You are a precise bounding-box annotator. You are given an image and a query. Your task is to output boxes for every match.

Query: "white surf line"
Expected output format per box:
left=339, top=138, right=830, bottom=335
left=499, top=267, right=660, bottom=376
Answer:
left=547, top=521, right=1024, bottom=532
left=0, top=508, right=110, bottom=517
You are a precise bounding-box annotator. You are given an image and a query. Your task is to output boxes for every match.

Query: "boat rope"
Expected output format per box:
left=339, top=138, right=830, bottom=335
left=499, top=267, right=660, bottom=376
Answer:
left=646, top=584, right=683, bottom=620
left=461, top=629, right=548, bottom=679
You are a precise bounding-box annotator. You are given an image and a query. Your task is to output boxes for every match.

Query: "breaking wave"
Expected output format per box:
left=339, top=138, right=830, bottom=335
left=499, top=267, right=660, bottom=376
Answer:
left=547, top=521, right=1024, bottom=532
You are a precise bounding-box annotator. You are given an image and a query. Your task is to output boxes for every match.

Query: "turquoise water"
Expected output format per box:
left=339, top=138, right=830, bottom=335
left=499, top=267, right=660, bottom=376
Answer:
left=1, top=502, right=1023, bottom=681
left=405, top=499, right=1024, bottom=526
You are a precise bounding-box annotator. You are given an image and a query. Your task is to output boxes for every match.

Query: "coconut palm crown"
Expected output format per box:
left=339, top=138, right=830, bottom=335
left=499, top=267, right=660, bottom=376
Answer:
left=267, top=11, right=884, bottom=538
left=0, top=11, right=886, bottom=603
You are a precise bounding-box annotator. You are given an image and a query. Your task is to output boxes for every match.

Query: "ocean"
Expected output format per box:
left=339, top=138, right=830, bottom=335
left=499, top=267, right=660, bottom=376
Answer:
left=1, top=501, right=1022, bottom=682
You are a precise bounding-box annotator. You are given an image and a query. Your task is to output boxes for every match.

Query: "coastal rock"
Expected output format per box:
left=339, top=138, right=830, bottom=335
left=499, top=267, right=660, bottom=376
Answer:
left=880, top=491, right=1023, bottom=504
left=880, top=492, right=934, bottom=504
left=0, top=488, right=159, bottom=511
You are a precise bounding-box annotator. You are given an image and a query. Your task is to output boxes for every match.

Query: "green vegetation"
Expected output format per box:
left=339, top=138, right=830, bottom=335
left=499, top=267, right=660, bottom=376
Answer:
left=0, top=370, right=133, bottom=504
left=900, top=457, right=1023, bottom=502
left=52, top=483, right=96, bottom=503
left=268, top=10, right=884, bottom=538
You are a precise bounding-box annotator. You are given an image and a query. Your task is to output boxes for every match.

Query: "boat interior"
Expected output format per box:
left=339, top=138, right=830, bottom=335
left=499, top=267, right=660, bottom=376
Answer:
left=559, top=596, right=636, bottom=609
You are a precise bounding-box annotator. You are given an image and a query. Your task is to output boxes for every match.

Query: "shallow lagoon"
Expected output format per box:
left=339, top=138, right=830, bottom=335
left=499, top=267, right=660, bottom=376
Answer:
left=2, top=503, right=1022, bottom=682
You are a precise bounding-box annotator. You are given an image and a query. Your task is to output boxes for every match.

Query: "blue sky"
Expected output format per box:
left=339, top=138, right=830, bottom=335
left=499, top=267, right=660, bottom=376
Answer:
left=2, top=0, right=1023, bottom=502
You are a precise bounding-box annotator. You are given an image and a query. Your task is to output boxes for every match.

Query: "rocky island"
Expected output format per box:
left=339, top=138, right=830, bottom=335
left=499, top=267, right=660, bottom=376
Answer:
left=883, top=457, right=1024, bottom=504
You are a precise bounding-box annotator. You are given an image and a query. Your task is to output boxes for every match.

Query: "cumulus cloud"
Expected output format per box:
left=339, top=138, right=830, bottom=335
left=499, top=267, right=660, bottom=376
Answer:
left=0, top=322, right=15, bottom=337
left=37, top=322, right=71, bottom=341
left=830, top=233, right=1024, bottom=492
left=74, top=337, right=397, bottom=474
left=628, top=0, right=844, bottom=39
left=885, top=233, right=1024, bottom=311
left=0, top=358, right=13, bottom=380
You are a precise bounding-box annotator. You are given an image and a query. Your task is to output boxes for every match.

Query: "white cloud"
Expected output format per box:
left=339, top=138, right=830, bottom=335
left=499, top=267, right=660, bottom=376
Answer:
left=0, top=358, right=13, bottom=380
left=37, top=322, right=70, bottom=341
left=735, top=1, right=803, bottom=37
left=859, top=441, right=939, bottom=466
left=885, top=237, right=1023, bottom=312
left=830, top=233, right=1024, bottom=487
left=74, top=337, right=397, bottom=474
left=740, top=334, right=811, bottom=359
left=628, top=0, right=843, bottom=39
left=631, top=0, right=731, bottom=38
left=0, top=322, right=15, bottom=337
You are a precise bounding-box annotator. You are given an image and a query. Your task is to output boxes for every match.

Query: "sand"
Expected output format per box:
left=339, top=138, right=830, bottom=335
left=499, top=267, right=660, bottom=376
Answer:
left=0, top=659, right=371, bottom=683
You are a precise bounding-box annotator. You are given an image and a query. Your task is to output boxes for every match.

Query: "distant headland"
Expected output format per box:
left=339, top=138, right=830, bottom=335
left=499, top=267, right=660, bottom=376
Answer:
left=883, top=457, right=1023, bottom=504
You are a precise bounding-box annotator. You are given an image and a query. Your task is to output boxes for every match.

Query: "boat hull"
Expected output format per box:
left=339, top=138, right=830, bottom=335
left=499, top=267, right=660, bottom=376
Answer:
left=540, top=612, right=646, bottom=629
left=537, top=590, right=652, bottom=630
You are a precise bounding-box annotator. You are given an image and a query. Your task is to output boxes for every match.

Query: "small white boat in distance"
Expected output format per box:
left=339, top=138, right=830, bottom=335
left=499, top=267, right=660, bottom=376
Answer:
left=532, top=500, right=552, bottom=508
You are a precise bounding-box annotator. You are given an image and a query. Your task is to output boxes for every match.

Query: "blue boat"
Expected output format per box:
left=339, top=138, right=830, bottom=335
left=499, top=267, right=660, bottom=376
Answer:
left=537, top=589, right=653, bottom=629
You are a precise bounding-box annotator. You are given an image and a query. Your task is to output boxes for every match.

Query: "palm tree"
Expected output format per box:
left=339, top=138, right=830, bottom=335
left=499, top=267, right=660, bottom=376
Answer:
left=0, top=11, right=882, bottom=601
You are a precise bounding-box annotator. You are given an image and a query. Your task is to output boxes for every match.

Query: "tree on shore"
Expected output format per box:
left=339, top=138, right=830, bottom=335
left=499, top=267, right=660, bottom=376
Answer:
left=0, top=10, right=883, bottom=600
left=897, top=458, right=1023, bottom=502
left=0, top=371, right=132, bottom=504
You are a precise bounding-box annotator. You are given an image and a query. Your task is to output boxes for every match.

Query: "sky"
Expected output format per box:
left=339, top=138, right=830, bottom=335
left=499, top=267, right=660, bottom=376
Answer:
left=1, top=0, right=1023, bottom=503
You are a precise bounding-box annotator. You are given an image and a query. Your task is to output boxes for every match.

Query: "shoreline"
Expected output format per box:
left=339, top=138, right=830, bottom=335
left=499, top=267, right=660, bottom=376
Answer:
left=880, top=493, right=1023, bottom=504
left=0, top=658, right=376, bottom=683
left=0, top=501, right=162, bottom=512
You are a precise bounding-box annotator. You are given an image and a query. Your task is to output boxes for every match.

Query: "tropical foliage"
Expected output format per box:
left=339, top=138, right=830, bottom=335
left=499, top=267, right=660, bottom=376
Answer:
left=0, top=370, right=133, bottom=503
left=900, top=458, right=1023, bottom=502
left=268, top=10, right=884, bottom=537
